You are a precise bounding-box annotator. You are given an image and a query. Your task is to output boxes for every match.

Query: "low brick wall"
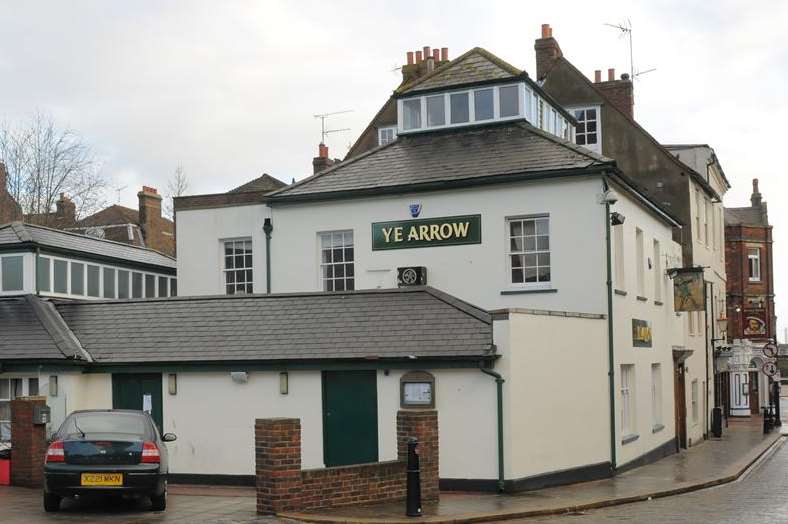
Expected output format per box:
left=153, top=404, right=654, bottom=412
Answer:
left=255, top=410, right=438, bottom=514
left=10, top=397, right=48, bottom=488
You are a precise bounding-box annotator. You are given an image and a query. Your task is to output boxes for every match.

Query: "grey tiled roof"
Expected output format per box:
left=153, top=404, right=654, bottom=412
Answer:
left=56, top=287, right=493, bottom=363
left=229, top=174, right=288, bottom=194
left=725, top=207, right=765, bottom=226
left=398, top=48, right=521, bottom=95
left=0, top=296, right=78, bottom=361
left=0, top=222, right=176, bottom=270
left=271, top=122, right=612, bottom=199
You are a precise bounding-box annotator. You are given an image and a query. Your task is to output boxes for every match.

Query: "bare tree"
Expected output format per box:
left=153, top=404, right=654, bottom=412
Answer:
left=164, top=164, right=189, bottom=219
left=0, top=112, right=106, bottom=224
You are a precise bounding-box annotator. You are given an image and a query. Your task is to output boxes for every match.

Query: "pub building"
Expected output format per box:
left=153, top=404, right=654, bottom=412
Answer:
left=2, top=36, right=707, bottom=494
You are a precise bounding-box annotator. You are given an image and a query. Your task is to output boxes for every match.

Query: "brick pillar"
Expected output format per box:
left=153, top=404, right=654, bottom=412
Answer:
left=10, top=397, right=48, bottom=488
left=255, top=418, right=303, bottom=514
left=397, top=410, right=439, bottom=501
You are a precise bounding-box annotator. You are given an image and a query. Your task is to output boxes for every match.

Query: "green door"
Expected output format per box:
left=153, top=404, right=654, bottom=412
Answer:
left=112, top=374, right=163, bottom=432
left=322, top=370, right=379, bottom=467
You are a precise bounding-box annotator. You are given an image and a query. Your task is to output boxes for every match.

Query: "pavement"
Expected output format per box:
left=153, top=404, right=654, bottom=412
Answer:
left=282, top=416, right=785, bottom=523
left=0, top=412, right=784, bottom=523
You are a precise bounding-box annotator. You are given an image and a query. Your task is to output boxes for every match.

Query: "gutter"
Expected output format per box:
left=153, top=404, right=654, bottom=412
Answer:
left=602, top=177, right=617, bottom=471
left=479, top=360, right=505, bottom=492
left=263, top=218, right=273, bottom=294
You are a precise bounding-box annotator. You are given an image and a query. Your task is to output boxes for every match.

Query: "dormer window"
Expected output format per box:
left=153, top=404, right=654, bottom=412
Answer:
left=572, top=106, right=601, bottom=153
left=397, top=81, right=573, bottom=142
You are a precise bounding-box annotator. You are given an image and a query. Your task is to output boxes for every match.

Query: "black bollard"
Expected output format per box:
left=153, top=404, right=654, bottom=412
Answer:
left=763, top=407, right=772, bottom=434
left=774, top=381, right=782, bottom=427
left=405, top=437, right=422, bottom=517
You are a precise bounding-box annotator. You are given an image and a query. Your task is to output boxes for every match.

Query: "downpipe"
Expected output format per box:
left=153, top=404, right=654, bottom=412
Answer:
left=479, top=362, right=505, bottom=492
left=602, top=178, right=617, bottom=471
left=263, top=218, right=273, bottom=294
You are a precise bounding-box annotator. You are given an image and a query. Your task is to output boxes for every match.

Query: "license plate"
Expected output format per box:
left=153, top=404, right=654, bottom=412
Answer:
left=80, top=473, right=123, bottom=486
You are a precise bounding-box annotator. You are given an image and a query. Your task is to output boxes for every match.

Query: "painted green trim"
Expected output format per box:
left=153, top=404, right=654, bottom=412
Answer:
left=371, top=215, right=481, bottom=251
left=0, top=360, right=88, bottom=373
left=479, top=363, right=505, bottom=493
left=500, top=288, right=557, bottom=295
left=82, top=356, right=498, bottom=374
left=603, top=178, right=617, bottom=471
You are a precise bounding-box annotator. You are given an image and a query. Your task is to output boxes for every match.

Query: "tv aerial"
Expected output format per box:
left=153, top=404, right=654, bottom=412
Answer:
left=114, top=185, right=127, bottom=203
left=314, top=110, right=353, bottom=144
left=604, top=19, right=656, bottom=81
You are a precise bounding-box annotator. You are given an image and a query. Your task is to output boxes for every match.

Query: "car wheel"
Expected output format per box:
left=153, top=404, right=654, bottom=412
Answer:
left=150, top=491, right=166, bottom=511
left=43, top=491, right=62, bottom=512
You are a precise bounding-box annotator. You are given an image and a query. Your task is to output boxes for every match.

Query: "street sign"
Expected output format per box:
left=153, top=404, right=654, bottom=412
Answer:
left=763, top=342, right=778, bottom=358
left=762, top=361, right=778, bottom=377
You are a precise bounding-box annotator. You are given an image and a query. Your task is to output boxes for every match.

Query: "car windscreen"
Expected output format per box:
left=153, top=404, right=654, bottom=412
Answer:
left=60, top=412, right=150, bottom=438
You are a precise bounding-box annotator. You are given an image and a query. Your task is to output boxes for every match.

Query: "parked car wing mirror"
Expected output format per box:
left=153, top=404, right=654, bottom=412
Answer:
left=162, top=433, right=177, bottom=442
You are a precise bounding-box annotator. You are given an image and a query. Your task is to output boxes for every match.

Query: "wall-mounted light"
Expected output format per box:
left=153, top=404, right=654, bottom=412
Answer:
left=610, top=212, right=626, bottom=226
left=279, top=372, right=289, bottom=395
left=49, top=375, right=58, bottom=397
left=168, top=374, right=177, bottom=395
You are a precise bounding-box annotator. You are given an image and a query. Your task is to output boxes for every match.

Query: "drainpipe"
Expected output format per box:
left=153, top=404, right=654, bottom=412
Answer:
left=705, top=281, right=712, bottom=438
left=35, top=246, right=41, bottom=295
left=479, top=362, right=505, bottom=492
left=602, top=178, right=617, bottom=471
left=263, top=218, right=273, bottom=294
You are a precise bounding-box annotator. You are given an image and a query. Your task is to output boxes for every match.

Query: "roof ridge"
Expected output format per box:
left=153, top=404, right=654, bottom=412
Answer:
left=14, top=221, right=176, bottom=260
left=423, top=286, right=492, bottom=325
left=10, top=221, right=32, bottom=242
left=24, top=295, right=92, bottom=361
left=515, top=121, right=613, bottom=165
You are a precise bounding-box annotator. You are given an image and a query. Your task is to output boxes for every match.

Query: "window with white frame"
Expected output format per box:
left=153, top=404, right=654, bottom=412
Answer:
left=688, top=308, right=695, bottom=335
left=695, top=188, right=702, bottom=242
left=635, top=228, right=645, bottom=296
left=748, top=248, right=761, bottom=281
left=621, top=364, right=635, bottom=437
left=319, top=231, right=354, bottom=291
left=573, top=107, right=600, bottom=152
left=651, top=363, right=663, bottom=428
left=704, top=197, right=711, bottom=246
left=507, top=216, right=550, bottom=285
left=403, top=98, right=422, bottom=130
left=378, top=126, right=397, bottom=146
left=0, top=255, right=23, bottom=292
left=653, top=239, right=662, bottom=301
left=614, top=224, right=625, bottom=290
left=223, top=239, right=253, bottom=295
left=691, top=379, right=699, bottom=423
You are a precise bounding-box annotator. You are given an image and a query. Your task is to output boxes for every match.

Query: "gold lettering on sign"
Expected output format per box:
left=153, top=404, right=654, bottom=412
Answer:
left=429, top=224, right=441, bottom=240
left=382, top=228, right=393, bottom=242
left=440, top=223, right=453, bottom=238
left=407, top=226, right=419, bottom=241
left=394, top=227, right=403, bottom=242
left=419, top=224, right=430, bottom=241
left=452, top=222, right=470, bottom=238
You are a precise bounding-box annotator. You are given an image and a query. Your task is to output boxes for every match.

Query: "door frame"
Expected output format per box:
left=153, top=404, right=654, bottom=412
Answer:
left=321, top=370, right=379, bottom=467
left=673, top=360, right=687, bottom=450
left=111, top=373, right=164, bottom=432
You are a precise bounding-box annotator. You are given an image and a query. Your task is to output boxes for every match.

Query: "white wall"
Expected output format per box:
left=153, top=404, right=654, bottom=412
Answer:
left=44, top=372, right=112, bottom=435
left=176, top=203, right=270, bottom=296
left=609, top=187, right=681, bottom=465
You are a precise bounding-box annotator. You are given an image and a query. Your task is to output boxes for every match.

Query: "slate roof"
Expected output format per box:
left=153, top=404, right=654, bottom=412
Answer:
left=0, top=222, right=176, bottom=271
left=77, top=205, right=140, bottom=227
left=725, top=207, right=766, bottom=226
left=397, top=48, right=521, bottom=95
left=55, top=287, right=494, bottom=364
left=229, top=174, right=288, bottom=194
left=0, top=296, right=85, bottom=361
left=270, top=121, right=613, bottom=200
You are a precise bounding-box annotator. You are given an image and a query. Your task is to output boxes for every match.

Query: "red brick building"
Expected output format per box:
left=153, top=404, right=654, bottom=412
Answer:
left=725, top=179, right=775, bottom=342
left=0, top=163, right=23, bottom=223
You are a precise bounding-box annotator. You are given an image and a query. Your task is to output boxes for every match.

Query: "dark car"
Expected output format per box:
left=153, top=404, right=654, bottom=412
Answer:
left=43, top=409, right=176, bottom=512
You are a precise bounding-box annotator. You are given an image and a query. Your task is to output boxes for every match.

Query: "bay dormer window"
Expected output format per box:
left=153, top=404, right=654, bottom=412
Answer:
left=402, top=98, right=422, bottom=130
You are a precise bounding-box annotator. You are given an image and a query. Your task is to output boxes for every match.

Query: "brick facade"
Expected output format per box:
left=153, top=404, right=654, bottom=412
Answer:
left=0, top=162, right=23, bottom=223
left=10, top=397, right=48, bottom=488
left=255, top=410, right=439, bottom=515
left=725, top=179, right=775, bottom=342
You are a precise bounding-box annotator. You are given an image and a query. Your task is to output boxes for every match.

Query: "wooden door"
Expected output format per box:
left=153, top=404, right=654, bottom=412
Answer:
left=749, top=371, right=760, bottom=415
left=112, top=374, right=164, bottom=432
left=674, top=361, right=687, bottom=449
left=322, top=371, right=378, bottom=467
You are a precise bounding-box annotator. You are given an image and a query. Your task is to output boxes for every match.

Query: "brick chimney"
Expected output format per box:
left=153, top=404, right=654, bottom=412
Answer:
left=312, top=143, right=338, bottom=174
left=400, top=46, right=450, bottom=86
left=534, top=24, right=562, bottom=81
left=54, top=193, right=76, bottom=225
left=0, top=161, right=23, bottom=223
left=593, top=68, right=635, bottom=120
left=138, top=185, right=163, bottom=249
left=751, top=178, right=762, bottom=207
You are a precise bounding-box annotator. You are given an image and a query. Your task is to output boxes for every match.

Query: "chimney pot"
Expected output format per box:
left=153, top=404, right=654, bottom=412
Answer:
left=621, top=73, right=630, bottom=80
left=426, top=55, right=435, bottom=73
left=594, top=70, right=602, bottom=83
left=432, top=48, right=440, bottom=62
left=608, top=68, right=615, bottom=81
left=415, top=50, right=423, bottom=63
left=541, top=23, right=550, bottom=38
left=440, top=47, right=448, bottom=61
left=406, top=51, right=414, bottom=65
left=318, top=143, right=329, bottom=159
left=753, top=178, right=759, bottom=192
left=423, top=46, right=431, bottom=59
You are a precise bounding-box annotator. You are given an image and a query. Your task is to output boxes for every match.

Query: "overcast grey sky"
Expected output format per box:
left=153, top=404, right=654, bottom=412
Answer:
left=1, top=1, right=786, bottom=336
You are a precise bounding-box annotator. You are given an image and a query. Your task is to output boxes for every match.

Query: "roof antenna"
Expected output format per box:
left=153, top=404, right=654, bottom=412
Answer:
left=313, top=110, right=353, bottom=145
left=603, top=19, right=657, bottom=81
left=114, top=185, right=127, bottom=204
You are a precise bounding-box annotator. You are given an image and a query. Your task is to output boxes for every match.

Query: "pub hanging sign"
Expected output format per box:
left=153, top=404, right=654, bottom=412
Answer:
left=671, top=267, right=705, bottom=312
left=371, top=214, right=482, bottom=251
